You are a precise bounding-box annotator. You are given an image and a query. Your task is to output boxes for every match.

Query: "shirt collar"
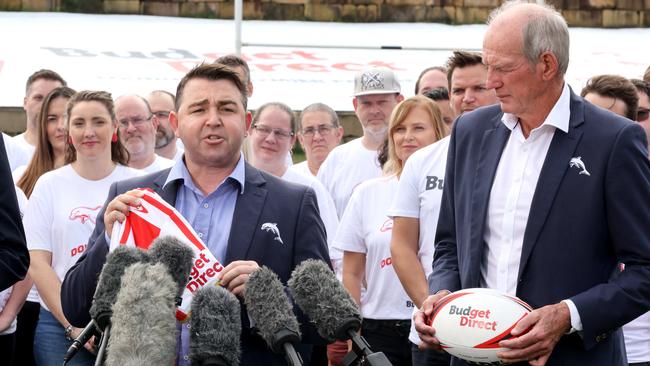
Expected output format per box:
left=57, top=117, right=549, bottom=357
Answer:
left=163, top=153, right=246, bottom=195
left=501, top=82, right=571, bottom=133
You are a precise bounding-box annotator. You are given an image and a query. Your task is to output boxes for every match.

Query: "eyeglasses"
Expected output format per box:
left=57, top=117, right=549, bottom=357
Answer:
left=118, top=115, right=153, bottom=129
left=252, top=125, right=294, bottom=139
left=152, top=110, right=171, bottom=120
left=300, top=124, right=337, bottom=137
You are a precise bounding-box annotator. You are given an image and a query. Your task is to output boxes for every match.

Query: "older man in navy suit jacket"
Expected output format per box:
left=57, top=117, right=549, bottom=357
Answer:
left=61, top=64, right=330, bottom=365
left=414, top=2, right=650, bottom=366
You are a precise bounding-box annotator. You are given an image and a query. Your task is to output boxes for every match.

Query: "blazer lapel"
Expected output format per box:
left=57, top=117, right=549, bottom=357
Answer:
left=224, top=163, right=267, bottom=264
left=152, top=168, right=179, bottom=206
left=468, top=116, right=510, bottom=287
left=518, top=93, right=585, bottom=279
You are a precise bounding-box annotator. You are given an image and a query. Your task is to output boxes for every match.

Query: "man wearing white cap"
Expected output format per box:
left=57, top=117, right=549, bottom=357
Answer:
left=318, top=66, right=404, bottom=218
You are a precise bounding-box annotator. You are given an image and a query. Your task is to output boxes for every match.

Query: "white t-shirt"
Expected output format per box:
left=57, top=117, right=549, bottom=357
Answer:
left=24, top=164, right=141, bottom=310
left=387, top=136, right=450, bottom=343
left=12, top=165, right=27, bottom=183
left=3, top=133, right=31, bottom=172
left=140, top=154, right=174, bottom=174
left=12, top=133, right=36, bottom=164
left=333, top=176, right=412, bottom=320
left=624, top=311, right=650, bottom=362
left=282, top=168, right=341, bottom=260
left=290, top=160, right=313, bottom=177
left=317, top=138, right=382, bottom=219
left=0, top=186, right=28, bottom=335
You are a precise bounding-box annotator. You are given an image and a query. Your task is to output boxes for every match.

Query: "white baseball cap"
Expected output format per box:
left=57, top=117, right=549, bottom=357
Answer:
left=353, top=66, right=401, bottom=97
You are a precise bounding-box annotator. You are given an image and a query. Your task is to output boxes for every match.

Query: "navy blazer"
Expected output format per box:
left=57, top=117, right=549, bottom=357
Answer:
left=61, top=162, right=331, bottom=365
left=0, top=136, right=28, bottom=292
left=429, top=91, right=650, bottom=365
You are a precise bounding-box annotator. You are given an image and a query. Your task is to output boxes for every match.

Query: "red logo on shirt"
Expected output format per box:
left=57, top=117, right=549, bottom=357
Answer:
left=69, top=205, right=101, bottom=225
left=132, top=205, right=148, bottom=214
left=379, top=218, right=393, bottom=232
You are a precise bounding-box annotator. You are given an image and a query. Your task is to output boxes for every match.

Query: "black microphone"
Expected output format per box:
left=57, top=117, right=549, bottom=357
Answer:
left=244, top=266, right=303, bottom=366
left=63, top=246, right=148, bottom=365
left=288, top=259, right=392, bottom=366
left=190, top=286, right=242, bottom=366
left=105, top=262, right=178, bottom=365
left=147, top=235, right=195, bottom=302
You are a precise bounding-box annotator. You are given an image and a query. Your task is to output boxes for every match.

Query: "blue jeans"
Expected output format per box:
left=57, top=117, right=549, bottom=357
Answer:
left=34, top=308, right=95, bottom=366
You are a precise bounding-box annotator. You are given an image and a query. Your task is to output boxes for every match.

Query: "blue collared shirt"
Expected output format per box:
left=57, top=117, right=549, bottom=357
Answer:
left=164, top=155, right=246, bottom=365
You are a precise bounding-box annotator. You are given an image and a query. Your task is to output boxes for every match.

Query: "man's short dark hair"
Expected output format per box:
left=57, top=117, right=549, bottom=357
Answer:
left=25, top=69, right=66, bottom=94
left=581, top=74, right=638, bottom=120
left=445, top=51, right=484, bottom=91
left=175, top=63, right=248, bottom=111
left=424, top=87, right=450, bottom=102
left=215, top=54, right=251, bottom=84
left=414, top=66, right=447, bottom=94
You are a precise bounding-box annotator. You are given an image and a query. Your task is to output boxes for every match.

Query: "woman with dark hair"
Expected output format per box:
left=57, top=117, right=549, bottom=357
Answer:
left=24, top=91, right=140, bottom=365
left=336, top=95, right=447, bottom=365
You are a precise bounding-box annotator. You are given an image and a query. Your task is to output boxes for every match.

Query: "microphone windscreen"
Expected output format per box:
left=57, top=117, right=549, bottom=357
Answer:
left=190, top=286, right=241, bottom=366
left=90, top=246, right=148, bottom=328
left=244, top=266, right=301, bottom=353
left=288, top=259, right=360, bottom=341
left=148, top=235, right=195, bottom=296
left=106, top=262, right=177, bottom=366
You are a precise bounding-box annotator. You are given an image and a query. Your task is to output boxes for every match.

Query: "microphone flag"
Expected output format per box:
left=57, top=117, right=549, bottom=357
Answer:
left=108, top=188, right=224, bottom=322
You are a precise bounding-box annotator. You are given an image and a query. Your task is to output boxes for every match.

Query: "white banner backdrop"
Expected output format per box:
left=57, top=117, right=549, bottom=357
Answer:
left=0, top=12, right=648, bottom=111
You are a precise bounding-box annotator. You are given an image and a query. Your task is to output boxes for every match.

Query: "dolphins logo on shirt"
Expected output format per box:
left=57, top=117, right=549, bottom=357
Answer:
left=569, top=156, right=590, bottom=176
left=261, top=223, right=284, bottom=244
left=69, top=205, right=102, bottom=225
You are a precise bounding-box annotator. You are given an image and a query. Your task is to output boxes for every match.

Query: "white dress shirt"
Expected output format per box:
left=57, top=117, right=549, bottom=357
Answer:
left=481, top=83, right=582, bottom=331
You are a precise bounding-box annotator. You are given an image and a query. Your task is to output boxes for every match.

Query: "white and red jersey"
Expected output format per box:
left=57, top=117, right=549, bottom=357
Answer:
left=24, top=164, right=141, bottom=311
left=110, top=189, right=224, bottom=322
left=333, top=175, right=412, bottom=320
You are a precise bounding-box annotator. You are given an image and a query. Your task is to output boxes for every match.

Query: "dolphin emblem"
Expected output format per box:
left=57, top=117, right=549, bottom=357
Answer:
left=569, top=156, right=590, bottom=176
left=261, top=223, right=284, bottom=244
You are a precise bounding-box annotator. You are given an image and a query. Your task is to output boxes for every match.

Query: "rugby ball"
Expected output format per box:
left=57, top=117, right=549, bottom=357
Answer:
left=429, top=288, right=532, bottom=365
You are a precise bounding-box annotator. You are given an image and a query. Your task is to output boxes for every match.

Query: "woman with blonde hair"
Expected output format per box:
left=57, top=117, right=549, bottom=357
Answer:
left=24, top=91, right=140, bottom=365
left=336, top=95, right=447, bottom=365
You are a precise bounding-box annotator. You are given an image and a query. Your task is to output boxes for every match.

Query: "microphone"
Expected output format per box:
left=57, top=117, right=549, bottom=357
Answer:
left=105, top=262, right=177, bottom=366
left=288, top=259, right=392, bottom=366
left=63, top=246, right=148, bottom=364
left=190, top=286, right=242, bottom=366
left=244, top=266, right=303, bottom=366
left=147, top=235, right=195, bottom=300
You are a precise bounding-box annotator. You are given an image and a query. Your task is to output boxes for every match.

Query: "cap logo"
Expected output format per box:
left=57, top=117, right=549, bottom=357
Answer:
left=361, top=71, right=385, bottom=91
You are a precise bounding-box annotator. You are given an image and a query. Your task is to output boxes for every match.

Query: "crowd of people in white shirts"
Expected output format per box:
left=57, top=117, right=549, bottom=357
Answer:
left=0, top=45, right=649, bottom=366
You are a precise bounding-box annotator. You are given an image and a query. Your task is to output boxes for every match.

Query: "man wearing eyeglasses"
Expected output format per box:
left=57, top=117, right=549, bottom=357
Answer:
left=115, top=94, right=174, bottom=173
left=292, top=103, right=344, bottom=177
left=148, top=90, right=184, bottom=161
left=317, top=66, right=404, bottom=218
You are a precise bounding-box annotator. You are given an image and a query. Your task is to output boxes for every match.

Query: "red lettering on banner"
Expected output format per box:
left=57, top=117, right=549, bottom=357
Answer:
left=255, top=63, right=281, bottom=72
left=368, top=61, right=406, bottom=71
left=332, top=62, right=364, bottom=71
left=287, top=63, right=328, bottom=72
left=292, top=51, right=325, bottom=60
left=255, top=52, right=292, bottom=60
left=186, top=253, right=224, bottom=293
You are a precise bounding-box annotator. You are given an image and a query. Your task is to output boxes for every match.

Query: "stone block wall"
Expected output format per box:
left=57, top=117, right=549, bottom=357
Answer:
left=1, top=0, right=648, bottom=26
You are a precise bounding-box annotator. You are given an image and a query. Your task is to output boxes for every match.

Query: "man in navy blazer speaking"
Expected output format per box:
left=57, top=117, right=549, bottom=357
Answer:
left=61, top=64, right=330, bottom=365
left=414, top=1, right=650, bottom=365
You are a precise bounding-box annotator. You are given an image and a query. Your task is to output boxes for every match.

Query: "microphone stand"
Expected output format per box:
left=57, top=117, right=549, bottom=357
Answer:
left=94, top=324, right=111, bottom=366
left=335, top=318, right=392, bottom=366
left=273, top=328, right=303, bottom=366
